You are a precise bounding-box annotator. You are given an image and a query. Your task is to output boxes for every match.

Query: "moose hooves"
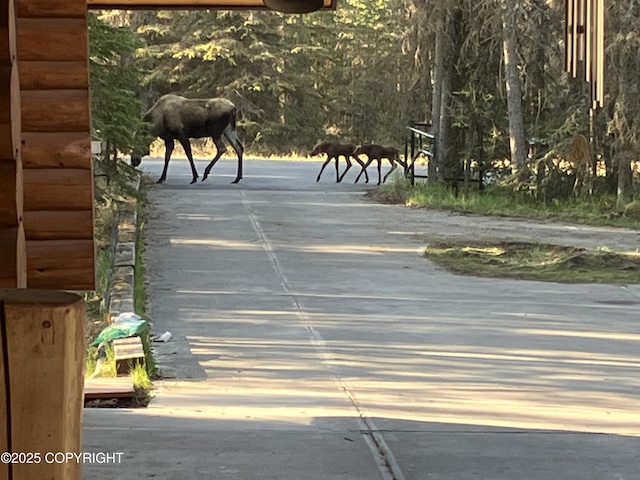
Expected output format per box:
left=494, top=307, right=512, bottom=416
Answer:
left=156, top=178, right=165, bottom=184
left=231, top=178, right=241, bottom=184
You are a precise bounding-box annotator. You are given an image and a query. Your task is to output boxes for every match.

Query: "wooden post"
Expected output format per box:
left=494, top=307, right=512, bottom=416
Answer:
left=0, top=288, right=85, bottom=480
left=0, top=0, right=26, bottom=288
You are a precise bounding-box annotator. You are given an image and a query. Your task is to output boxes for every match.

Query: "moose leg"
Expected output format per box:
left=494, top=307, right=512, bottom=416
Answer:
left=158, top=139, right=175, bottom=184
left=338, top=156, right=352, bottom=183
left=175, top=136, right=199, bottom=184
left=351, top=155, right=369, bottom=183
left=354, top=157, right=373, bottom=184
left=202, top=135, right=227, bottom=182
left=316, top=155, right=333, bottom=182
left=376, top=157, right=383, bottom=185
left=224, top=127, right=244, bottom=183
left=383, top=159, right=397, bottom=183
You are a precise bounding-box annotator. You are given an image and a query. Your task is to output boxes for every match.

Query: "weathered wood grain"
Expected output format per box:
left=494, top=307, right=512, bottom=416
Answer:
left=21, top=89, right=90, bottom=132
left=0, top=159, right=22, bottom=225
left=23, top=168, right=92, bottom=210
left=0, top=288, right=84, bottom=479
left=17, top=0, right=86, bottom=18
left=22, top=132, right=91, bottom=169
left=23, top=210, right=93, bottom=240
left=26, top=239, right=95, bottom=289
left=16, top=18, right=87, bottom=61
left=0, top=224, right=26, bottom=288
left=18, top=60, right=88, bottom=90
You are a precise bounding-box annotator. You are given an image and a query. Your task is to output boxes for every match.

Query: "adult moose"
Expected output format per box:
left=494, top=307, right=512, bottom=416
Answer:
left=131, top=94, right=244, bottom=184
left=310, top=141, right=368, bottom=183
left=353, top=144, right=406, bottom=185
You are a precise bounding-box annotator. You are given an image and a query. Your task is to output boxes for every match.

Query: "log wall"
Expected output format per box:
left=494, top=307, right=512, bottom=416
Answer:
left=15, top=0, right=94, bottom=290
left=0, top=0, right=26, bottom=288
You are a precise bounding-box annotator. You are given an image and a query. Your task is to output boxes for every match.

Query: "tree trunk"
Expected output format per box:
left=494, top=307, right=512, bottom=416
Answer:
left=437, top=60, right=452, bottom=181
left=502, top=2, right=528, bottom=172
left=429, top=6, right=445, bottom=184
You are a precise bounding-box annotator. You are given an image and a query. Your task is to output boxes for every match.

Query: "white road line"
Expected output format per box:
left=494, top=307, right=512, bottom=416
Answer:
left=241, top=190, right=406, bottom=480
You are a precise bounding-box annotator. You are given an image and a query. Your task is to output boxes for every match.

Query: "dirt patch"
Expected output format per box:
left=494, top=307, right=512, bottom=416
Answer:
left=423, top=240, right=640, bottom=284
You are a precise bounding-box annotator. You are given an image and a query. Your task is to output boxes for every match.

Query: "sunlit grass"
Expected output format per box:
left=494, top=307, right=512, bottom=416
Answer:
left=369, top=177, right=640, bottom=229
left=425, top=241, right=640, bottom=283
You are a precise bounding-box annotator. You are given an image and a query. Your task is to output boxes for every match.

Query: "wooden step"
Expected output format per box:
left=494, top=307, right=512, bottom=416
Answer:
left=84, top=377, right=134, bottom=400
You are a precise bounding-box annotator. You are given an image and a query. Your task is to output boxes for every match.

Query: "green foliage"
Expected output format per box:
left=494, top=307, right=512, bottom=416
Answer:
left=88, top=0, right=640, bottom=204
left=89, top=12, right=146, bottom=156
left=128, top=3, right=408, bottom=153
left=369, top=176, right=640, bottom=228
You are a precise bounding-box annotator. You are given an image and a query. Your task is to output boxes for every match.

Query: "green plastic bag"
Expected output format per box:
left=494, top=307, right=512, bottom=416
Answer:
left=92, top=315, right=148, bottom=346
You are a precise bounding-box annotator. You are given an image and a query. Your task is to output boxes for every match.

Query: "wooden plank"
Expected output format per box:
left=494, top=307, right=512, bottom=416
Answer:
left=26, top=239, right=95, bottom=289
left=84, top=377, right=134, bottom=400
left=87, top=0, right=335, bottom=8
left=18, top=60, right=89, bottom=90
left=22, top=131, right=91, bottom=169
left=21, top=89, right=90, bottom=132
left=0, top=224, right=27, bottom=288
left=17, top=0, right=87, bottom=18
left=0, top=288, right=84, bottom=480
left=23, top=168, right=92, bottom=210
left=113, top=336, right=145, bottom=361
left=23, top=210, right=93, bottom=240
left=16, top=18, right=87, bottom=62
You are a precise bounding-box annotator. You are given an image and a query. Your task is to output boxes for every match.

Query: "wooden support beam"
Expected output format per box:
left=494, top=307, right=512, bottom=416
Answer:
left=0, top=288, right=85, bottom=480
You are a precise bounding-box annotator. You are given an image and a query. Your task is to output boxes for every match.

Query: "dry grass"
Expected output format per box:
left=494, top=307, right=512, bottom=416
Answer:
left=424, top=241, right=640, bottom=283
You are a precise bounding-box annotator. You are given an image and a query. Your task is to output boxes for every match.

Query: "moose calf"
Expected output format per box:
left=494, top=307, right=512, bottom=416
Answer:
left=353, top=144, right=406, bottom=185
left=311, top=141, right=368, bottom=183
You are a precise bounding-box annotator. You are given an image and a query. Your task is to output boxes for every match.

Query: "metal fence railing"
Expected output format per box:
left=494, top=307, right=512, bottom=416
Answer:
left=404, top=122, right=435, bottom=186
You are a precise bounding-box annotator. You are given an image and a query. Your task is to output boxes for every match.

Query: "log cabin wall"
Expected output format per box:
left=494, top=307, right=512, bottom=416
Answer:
left=0, top=0, right=26, bottom=288
left=16, top=0, right=95, bottom=290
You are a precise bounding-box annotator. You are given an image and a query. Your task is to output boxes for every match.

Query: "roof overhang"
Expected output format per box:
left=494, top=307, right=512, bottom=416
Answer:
left=86, top=0, right=336, bottom=9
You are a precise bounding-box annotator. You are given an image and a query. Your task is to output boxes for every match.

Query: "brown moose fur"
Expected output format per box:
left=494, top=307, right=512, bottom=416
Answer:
left=353, top=144, right=406, bottom=185
left=131, top=94, right=244, bottom=184
left=310, top=141, right=368, bottom=183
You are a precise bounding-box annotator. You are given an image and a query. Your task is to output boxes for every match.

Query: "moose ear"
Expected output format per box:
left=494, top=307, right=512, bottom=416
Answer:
left=263, top=0, right=323, bottom=13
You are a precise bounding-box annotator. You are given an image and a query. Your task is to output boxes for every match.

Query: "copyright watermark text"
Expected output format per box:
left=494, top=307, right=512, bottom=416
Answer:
left=1, top=451, right=124, bottom=465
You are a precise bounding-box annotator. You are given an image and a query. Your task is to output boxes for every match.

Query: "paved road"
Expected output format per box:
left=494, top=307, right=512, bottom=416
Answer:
left=84, top=157, right=640, bottom=480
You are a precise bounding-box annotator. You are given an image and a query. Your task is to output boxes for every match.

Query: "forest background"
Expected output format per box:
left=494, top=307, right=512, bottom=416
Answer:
left=89, top=0, right=640, bottom=207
